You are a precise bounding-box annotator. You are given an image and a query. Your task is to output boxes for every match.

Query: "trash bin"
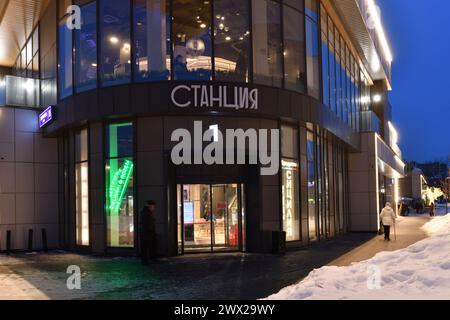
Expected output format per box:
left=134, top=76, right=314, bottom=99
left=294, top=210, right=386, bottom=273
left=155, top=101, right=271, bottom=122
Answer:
left=272, top=231, right=286, bottom=254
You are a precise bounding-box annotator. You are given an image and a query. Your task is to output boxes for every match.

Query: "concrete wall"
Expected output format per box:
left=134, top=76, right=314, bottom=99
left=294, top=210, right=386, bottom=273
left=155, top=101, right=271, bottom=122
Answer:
left=348, top=132, right=379, bottom=232
left=0, top=107, right=59, bottom=251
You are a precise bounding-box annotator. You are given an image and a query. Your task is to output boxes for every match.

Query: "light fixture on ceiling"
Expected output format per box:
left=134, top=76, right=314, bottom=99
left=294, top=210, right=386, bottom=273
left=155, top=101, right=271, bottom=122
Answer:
left=366, top=0, right=393, bottom=63
left=109, top=36, right=119, bottom=44
left=373, top=94, right=382, bottom=103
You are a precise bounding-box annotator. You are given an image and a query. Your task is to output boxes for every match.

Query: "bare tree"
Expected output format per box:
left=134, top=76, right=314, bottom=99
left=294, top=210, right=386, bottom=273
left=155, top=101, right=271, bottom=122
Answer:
left=439, top=178, right=450, bottom=214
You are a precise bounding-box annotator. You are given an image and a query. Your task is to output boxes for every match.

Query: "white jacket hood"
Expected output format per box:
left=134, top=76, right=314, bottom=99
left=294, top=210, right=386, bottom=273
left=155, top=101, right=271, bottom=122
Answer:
left=380, top=205, right=396, bottom=226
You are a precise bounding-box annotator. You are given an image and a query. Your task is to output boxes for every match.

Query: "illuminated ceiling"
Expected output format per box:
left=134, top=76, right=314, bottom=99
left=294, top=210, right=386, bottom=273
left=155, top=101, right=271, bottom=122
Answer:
left=331, top=0, right=392, bottom=87
left=0, top=0, right=50, bottom=67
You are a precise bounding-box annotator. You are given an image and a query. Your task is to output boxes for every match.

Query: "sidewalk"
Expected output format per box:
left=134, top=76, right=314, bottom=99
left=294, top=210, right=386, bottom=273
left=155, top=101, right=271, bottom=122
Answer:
left=0, top=216, right=431, bottom=300
left=329, top=216, right=431, bottom=267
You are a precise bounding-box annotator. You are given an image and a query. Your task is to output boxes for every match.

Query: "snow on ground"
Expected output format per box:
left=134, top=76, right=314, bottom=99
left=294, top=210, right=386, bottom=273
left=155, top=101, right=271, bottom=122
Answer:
left=266, top=214, right=450, bottom=300
left=421, top=212, right=450, bottom=237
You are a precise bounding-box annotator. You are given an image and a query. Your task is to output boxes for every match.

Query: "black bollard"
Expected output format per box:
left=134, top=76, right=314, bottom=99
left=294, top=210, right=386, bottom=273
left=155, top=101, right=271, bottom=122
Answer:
left=28, top=229, right=33, bottom=252
left=41, top=228, right=48, bottom=253
left=6, top=230, right=11, bottom=255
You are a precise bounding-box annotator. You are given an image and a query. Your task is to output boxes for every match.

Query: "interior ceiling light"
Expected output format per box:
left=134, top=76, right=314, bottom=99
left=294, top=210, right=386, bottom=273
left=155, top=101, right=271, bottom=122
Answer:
left=367, top=0, right=393, bottom=62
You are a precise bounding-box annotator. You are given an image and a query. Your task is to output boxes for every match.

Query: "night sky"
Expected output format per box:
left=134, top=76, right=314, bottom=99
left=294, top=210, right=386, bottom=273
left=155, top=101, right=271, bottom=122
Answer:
left=377, top=0, right=450, bottom=163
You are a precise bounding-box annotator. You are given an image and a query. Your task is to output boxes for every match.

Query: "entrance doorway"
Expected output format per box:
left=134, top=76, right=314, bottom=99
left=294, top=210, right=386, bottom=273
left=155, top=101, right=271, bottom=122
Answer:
left=177, top=184, right=245, bottom=254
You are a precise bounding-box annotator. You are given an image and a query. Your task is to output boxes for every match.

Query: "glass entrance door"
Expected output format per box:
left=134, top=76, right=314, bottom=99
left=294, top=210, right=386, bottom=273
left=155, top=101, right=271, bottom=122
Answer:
left=178, top=184, right=245, bottom=254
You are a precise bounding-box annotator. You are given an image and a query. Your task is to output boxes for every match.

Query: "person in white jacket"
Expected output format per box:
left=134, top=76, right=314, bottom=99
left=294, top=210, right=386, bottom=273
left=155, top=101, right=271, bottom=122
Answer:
left=380, top=202, right=396, bottom=241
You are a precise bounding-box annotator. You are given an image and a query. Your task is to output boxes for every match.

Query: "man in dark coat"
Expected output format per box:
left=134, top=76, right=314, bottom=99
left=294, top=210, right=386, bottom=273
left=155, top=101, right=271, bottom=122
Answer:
left=140, top=200, right=157, bottom=265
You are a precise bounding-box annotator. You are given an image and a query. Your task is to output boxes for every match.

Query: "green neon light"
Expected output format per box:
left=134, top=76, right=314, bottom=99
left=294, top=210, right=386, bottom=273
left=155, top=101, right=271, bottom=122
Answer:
left=108, top=159, right=134, bottom=212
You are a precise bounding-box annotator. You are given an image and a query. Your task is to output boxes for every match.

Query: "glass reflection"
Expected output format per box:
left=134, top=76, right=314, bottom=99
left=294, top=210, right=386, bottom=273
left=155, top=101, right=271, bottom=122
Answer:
left=59, top=17, right=73, bottom=99
left=307, top=131, right=317, bottom=241
left=252, top=0, right=283, bottom=87
left=173, top=0, right=212, bottom=80
left=283, top=5, right=306, bottom=93
left=134, top=0, right=171, bottom=81
left=214, top=0, right=250, bottom=82
left=100, top=0, right=131, bottom=86
left=75, top=2, right=97, bottom=93
left=106, top=123, right=135, bottom=248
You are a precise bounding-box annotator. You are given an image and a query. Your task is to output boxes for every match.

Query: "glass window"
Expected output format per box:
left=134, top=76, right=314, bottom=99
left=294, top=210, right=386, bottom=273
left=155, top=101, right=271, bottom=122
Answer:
left=282, top=160, right=300, bottom=242
left=100, top=0, right=131, bottom=86
left=320, top=7, right=329, bottom=107
left=307, top=131, right=317, bottom=241
left=21, top=48, right=27, bottom=76
left=323, top=138, right=330, bottom=237
left=33, top=27, right=39, bottom=56
left=328, top=17, right=336, bottom=114
left=134, top=0, right=171, bottom=82
left=335, top=32, right=342, bottom=119
left=59, top=17, right=73, bottom=99
left=305, top=0, right=318, bottom=22
left=60, top=0, right=73, bottom=19
left=338, top=147, right=345, bottom=233
left=106, top=123, right=135, bottom=248
left=341, top=41, right=348, bottom=123
left=0, top=75, right=5, bottom=106
left=356, top=70, right=361, bottom=132
left=26, top=39, right=33, bottom=66
left=316, top=129, right=323, bottom=238
left=281, top=125, right=298, bottom=159
left=172, top=0, right=212, bottom=80
left=32, top=54, right=40, bottom=79
left=252, top=0, right=283, bottom=87
left=346, top=48, right=352, bottom=126
left=75, top=129, right=89, bottom=246
left=283, top=5, right=306, bottom=93
left=26, top=62, right=32, bottom=78
left=284, top=0, right=304, bottom=11
left=75, top=2, right=97, bottom=93
left=214, top=0, right=250, bottom=82
left=306, top=17, right=320, bottom=99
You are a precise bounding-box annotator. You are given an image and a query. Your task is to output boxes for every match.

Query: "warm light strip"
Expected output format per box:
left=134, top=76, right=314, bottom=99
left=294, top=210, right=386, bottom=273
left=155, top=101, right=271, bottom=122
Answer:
left=395, top=155, right=405, bottom=168
left=367, top=0, right=393, bottom=62
left=388, top=121, right=398, bottom=143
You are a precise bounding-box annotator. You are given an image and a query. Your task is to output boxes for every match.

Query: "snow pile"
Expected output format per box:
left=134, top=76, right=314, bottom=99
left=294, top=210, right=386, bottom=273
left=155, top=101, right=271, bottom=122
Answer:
left=421, top=214, right=450, bottom=236
left=265, top=235, right=450, bottom=300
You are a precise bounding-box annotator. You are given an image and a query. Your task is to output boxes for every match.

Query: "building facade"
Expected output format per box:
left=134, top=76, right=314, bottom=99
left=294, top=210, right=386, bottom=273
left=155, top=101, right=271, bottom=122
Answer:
left=0, top=0, right=404, bottom=256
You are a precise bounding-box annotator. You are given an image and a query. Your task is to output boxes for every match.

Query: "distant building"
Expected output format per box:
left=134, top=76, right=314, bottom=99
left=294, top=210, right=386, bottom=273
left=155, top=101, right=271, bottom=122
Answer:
left=399, top=168, right=427, bottom=201
left=412, top=161, right=448, bottom=187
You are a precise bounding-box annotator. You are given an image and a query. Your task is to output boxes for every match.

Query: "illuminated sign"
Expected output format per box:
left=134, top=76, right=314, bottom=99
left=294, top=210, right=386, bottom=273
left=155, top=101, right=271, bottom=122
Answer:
left=183, top=202, right=194, bottom=224
left=109, top=160, right=134, bottom=212
left=39, top=106, right=55, bottom=128
left=171, top=85, right=258, bottom=110
left=282, top=160, right=298, bottom=241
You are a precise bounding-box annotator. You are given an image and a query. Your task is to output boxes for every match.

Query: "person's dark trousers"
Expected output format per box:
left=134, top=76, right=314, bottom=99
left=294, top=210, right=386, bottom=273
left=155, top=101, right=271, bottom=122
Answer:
left=383, top=225, right=391, bottom=240
left=141, top=239, right=150, bottom=265
left=149, top=239, right=157, bottom=260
